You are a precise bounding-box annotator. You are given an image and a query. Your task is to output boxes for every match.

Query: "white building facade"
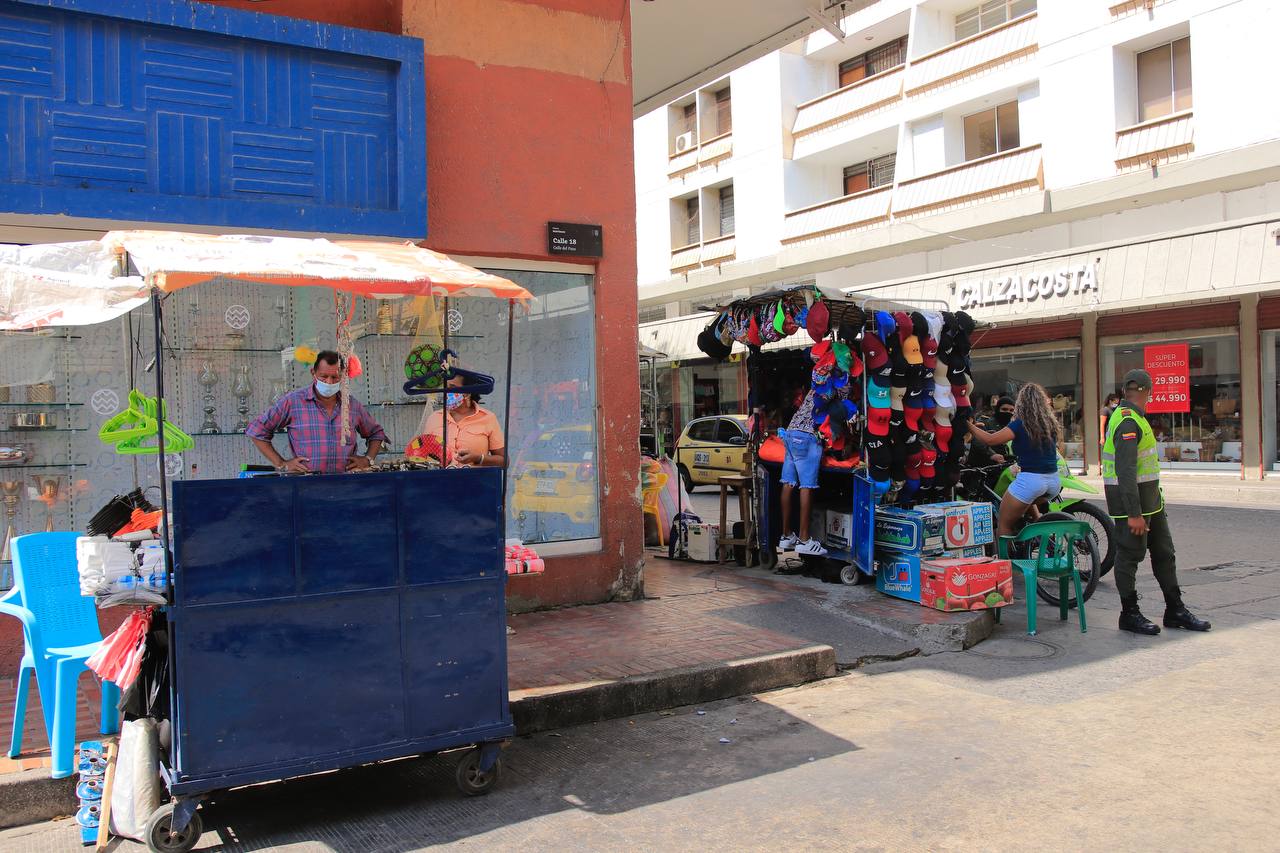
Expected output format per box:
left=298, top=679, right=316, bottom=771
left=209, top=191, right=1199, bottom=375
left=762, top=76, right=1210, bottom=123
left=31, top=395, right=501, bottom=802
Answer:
left=636, top=0, right=1280, bottom=478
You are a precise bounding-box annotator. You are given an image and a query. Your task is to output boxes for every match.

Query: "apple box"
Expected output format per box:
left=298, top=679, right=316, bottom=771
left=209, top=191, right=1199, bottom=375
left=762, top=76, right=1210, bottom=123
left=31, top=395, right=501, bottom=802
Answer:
left=917, top=501, right=994, bottom=549
left=873, top=506, right=947, bottom=555
left=920, top=557, right=1014, bottom=612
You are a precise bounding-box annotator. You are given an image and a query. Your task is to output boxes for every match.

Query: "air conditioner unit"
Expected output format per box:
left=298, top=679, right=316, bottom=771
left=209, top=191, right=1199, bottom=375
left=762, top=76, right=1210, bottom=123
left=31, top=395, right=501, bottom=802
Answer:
left=675, top=132, right=696, bottom=153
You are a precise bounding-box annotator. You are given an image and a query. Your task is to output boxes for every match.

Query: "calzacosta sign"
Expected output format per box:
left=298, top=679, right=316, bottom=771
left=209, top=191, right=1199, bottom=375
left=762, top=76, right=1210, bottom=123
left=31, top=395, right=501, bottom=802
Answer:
left=957, top=262, right=1098, bottom=310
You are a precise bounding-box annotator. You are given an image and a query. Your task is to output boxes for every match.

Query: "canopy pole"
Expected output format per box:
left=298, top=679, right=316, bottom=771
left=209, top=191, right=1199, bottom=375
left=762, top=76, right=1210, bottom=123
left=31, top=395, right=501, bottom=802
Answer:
left=502, top=298, right=515, bottom=517
left=149, top=287, right=175, bottom=606
left=442, top=296, right=449, bottom=466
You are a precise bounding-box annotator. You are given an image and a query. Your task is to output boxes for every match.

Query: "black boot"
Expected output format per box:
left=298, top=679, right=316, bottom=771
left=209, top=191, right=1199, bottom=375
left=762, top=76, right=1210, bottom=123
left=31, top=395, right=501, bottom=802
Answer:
left=1162, top=587, right=1211, bottom=631
left=1119, top=594, right=1160, bottom=635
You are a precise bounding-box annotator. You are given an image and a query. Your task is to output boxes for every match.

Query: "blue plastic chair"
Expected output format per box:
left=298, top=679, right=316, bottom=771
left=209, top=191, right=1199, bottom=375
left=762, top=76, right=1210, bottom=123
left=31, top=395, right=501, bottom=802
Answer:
left=0, top=532, right=119, bottom=778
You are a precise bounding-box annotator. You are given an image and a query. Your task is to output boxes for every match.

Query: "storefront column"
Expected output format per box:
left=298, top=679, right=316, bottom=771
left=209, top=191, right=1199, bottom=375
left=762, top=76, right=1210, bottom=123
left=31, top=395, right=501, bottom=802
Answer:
left=1241, top=293, right=1262, bottom=480
left=1081, top=313, right=1100, bottom=474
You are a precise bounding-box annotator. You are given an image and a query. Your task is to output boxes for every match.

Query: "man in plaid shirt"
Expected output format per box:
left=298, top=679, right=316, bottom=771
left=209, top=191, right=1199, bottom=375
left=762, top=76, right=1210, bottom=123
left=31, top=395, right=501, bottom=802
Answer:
left=248, top=350, right=387, bottom=474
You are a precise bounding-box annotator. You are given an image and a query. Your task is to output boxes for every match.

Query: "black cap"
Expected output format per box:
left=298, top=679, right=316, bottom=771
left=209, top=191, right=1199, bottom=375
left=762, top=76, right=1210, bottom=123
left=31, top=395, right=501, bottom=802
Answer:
left=1123, top=369, right=1152, bottom=392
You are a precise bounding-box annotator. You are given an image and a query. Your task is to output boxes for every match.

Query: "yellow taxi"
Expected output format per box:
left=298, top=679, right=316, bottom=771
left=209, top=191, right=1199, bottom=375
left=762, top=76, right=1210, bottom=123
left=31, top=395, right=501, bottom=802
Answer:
left=511, top=424, right=597, bottom=536
left=674, top=415, right=749, bottom=491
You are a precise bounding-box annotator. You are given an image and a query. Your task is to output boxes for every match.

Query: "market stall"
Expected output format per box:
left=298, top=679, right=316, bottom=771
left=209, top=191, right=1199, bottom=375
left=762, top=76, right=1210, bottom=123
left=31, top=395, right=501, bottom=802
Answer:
left=692, top=286, right=993, bottom=585
left=1, top=231, right=534, bottom=851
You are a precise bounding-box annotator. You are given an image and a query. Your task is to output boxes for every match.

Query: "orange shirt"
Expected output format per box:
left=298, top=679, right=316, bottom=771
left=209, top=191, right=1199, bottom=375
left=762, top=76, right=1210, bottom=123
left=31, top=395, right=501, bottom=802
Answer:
left=422, top=406, right=504, bottom=466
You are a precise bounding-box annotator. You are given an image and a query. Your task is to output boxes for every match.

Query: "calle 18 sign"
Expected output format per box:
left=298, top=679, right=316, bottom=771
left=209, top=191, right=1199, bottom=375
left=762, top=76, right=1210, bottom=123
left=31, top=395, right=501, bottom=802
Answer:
left=1144, top=343, right=1190, bottom=413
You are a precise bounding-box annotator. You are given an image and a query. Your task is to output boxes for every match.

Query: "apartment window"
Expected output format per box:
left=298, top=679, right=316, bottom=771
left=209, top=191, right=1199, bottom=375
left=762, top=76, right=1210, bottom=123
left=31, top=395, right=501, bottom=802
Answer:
left=718, top=186, right=735, bottom=236
left=963, top=100, right=1020, bottom=160
left=715, top=87, right=732, bottom=135
left=954, top=0, right=1036, bottom=40
left=838, top=36, right=908, bottom=88
left=843, top=153, right=896, bottom=195
left=685, top=196, right=700, bottom=246
left=681, top=103, right=697, bottom=136
left=1137, top=37, right=1192, bottom=122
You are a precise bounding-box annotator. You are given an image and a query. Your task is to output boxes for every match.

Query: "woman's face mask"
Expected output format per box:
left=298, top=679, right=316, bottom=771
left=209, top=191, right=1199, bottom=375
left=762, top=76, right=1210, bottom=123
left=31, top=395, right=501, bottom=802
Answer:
left=446, top=392, right=466, bottom=410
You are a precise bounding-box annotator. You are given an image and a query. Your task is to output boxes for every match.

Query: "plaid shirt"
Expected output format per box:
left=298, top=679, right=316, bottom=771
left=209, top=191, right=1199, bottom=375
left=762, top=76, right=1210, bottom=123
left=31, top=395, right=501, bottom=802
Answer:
left=247, top=385, right=387, bottom=474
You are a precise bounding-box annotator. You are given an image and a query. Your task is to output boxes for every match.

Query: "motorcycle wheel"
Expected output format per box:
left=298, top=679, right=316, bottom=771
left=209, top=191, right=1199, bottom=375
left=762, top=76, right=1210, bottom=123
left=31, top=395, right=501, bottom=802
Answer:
left=1061, top=500, right=1116, bottom=577
left=1030, top=511, right=1100, bottom=609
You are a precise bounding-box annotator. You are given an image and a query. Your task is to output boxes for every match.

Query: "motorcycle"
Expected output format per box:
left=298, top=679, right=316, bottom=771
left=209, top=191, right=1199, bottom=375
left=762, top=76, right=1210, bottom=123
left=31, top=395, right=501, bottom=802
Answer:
left=956, top=457, right=1113, bottom=608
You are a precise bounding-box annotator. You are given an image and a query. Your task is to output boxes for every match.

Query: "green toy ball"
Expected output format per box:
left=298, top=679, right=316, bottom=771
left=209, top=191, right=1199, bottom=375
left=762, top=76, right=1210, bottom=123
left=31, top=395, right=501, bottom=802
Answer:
left=404, top=343, right=446, bottom=388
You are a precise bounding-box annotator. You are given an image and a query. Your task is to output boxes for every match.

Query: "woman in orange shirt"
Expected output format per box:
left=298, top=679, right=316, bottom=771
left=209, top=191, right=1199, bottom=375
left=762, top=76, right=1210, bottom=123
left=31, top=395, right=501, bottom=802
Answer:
left=418, top=375, right=506, bottom=467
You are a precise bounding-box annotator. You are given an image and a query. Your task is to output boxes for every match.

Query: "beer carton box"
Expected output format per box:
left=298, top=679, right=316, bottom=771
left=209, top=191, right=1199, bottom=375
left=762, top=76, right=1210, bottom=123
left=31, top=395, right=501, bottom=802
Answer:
left=917, top=501, right=995, bottom=550
left=875, top=546, right=991, bottom=604
left=873, top=505, right=947, bottom=555
left=920, top=556, right=1014, bottom=612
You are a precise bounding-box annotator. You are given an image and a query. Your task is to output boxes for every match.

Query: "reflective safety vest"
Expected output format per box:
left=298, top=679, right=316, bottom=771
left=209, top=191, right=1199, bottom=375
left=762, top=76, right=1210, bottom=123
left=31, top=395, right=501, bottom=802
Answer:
left=1101, top=406, right=1163, bottom=518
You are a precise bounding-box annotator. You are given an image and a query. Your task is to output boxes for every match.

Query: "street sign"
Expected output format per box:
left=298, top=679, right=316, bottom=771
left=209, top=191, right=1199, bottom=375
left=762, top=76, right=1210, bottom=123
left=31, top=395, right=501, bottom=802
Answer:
left=548, top=222, right=603, bottom=257
left=1144, top=343, right=1190, bottom=413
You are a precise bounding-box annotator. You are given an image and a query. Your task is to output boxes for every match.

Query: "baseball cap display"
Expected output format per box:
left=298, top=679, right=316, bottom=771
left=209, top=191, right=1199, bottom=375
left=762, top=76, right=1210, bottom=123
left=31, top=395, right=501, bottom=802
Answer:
left=806, top=299, right=830, bottom=342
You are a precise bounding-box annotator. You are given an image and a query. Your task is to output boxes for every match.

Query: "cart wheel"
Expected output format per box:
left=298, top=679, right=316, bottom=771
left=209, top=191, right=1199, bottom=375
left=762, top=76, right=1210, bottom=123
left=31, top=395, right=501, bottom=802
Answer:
left=145, top=803, right=203, bottom=853
left=839, top=563, right=859, bottom=586
left=455, top=748, right=502, bottom=796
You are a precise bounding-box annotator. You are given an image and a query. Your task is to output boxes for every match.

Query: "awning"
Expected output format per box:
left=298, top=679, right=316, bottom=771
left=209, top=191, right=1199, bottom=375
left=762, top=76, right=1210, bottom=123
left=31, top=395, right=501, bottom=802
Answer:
left=0, top=231, right=530, bottom=331
left=640, top=312, right=814, bottom=364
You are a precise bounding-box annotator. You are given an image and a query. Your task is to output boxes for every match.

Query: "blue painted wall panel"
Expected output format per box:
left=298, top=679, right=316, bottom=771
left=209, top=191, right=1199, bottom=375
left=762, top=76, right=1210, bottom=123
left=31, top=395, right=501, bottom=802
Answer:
left=0, top=0, right=426, bottom=237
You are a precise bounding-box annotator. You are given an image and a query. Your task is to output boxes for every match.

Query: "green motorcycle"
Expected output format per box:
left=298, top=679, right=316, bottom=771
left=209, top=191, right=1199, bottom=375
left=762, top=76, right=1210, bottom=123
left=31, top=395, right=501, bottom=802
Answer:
left=958, top=457, right=1114, bottom=607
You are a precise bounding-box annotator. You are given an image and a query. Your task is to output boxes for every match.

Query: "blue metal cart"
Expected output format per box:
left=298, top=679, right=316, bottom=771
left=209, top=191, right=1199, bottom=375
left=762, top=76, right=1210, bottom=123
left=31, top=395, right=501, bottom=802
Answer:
left=151, top=469, right=513, bottom=838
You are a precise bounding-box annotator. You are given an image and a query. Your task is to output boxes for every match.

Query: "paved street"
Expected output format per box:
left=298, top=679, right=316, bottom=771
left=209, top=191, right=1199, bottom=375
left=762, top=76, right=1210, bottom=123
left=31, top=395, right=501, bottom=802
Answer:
left=5, top=502, right=1278, bottom=852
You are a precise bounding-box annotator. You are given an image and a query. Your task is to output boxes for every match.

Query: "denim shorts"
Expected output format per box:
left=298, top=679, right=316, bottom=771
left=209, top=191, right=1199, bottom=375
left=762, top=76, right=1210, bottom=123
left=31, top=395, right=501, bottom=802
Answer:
left=1007, top=470, right=1061, bottom=504
left=780, top=428, right=823, bottom=489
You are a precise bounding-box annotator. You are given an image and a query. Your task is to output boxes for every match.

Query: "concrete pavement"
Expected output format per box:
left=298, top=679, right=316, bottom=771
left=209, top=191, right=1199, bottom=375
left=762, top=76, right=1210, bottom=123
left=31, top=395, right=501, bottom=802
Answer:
left=6, top=504, right=1276, bottom=850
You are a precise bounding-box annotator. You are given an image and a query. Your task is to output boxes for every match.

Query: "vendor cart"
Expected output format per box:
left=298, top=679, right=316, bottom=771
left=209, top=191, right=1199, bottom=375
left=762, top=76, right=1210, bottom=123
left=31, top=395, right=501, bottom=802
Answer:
left=1, top=232, right=533, bottom=852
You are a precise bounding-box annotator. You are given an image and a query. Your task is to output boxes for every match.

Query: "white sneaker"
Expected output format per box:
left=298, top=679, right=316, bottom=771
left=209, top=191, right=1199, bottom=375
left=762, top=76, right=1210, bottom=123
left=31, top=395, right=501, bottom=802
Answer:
left=777, top=533, right=799, bottom=551
left=797, top=538, right=828, bottom=557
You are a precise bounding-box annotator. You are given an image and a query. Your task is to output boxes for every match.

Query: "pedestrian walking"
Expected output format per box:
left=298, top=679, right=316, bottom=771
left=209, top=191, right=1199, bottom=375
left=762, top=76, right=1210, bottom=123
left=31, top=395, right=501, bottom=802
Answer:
left=1099, top=391, right=1120, bottom=448
left=1102, top=369, right=1211, bottom=635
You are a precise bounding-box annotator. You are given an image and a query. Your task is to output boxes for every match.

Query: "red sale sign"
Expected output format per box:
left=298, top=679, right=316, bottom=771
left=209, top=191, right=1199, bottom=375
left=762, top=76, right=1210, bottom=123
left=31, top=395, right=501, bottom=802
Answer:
left=1144, top=343, right=1190, bottom=413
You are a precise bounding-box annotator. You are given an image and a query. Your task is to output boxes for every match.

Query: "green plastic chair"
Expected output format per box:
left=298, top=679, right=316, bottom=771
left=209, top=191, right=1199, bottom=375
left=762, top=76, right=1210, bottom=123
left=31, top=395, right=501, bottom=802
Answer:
left=996, top=519, right=1090, bottom=636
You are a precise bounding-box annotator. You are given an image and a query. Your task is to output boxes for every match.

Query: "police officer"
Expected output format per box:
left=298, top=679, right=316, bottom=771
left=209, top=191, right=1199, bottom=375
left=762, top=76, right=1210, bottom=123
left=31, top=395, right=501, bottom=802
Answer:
left=1102, top=369, right=1211, bottom=635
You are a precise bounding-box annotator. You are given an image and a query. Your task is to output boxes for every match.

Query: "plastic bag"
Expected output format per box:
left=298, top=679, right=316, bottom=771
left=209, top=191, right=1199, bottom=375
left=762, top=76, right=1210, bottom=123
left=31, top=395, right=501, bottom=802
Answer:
left=86, top=609, right=151, bottom=688
left=110, top=719, right=161, bottom=841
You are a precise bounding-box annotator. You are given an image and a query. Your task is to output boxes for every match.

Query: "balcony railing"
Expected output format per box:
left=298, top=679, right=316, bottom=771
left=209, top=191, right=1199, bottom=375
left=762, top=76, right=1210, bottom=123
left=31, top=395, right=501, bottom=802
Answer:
left=792, top=66, right=905, bottom=138
left=701, top=234, right=736, bottom=264
left=781, top=186, right=892, bottom=244
left=904, top=13, right=1037, bottom=97
left=1110, top=0, right=1172, bottom=18
left=670, top=235, right=737, bottom=272
left=1115, top=111, right=1194, bottom=170
left=670, top=242, right=702, bottom=271
left=893, top=144, right=1042, bottom=217
left=668, top=131, right=733, bottom=178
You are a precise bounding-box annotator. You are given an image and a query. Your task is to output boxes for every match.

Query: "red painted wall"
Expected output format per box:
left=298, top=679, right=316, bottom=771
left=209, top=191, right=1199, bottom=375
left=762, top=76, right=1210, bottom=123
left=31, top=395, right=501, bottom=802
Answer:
left=0, top=1, right=640, bottom=672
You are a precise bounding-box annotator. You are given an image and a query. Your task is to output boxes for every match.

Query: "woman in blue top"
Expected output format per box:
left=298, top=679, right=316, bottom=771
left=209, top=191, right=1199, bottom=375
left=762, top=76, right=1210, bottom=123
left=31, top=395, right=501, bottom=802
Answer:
left=967, top=382, right=1062, bottom=538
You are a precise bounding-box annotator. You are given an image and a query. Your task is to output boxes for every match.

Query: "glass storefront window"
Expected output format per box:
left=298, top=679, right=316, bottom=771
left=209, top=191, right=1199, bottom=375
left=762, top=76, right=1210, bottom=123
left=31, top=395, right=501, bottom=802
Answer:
left=1101, top=335, right=1241, bottom=470
left=455, top=270, right=600, bottom=544
left=970, top=347, right=1084, bottom=467
left=1263, top=331, right=1279, bottom=472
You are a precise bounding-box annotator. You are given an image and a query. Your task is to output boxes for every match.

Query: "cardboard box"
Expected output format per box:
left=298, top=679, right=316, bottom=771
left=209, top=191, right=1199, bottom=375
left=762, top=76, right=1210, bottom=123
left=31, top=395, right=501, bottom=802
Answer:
left=916, top=501, right=995, bottom=550
left=874, top=506, right=947, bottom=555
left=823, top=510, right=853, bottom=552
left=920, top=557, right=1014, bottom=612
left=875, top=546, right=991, bottom=604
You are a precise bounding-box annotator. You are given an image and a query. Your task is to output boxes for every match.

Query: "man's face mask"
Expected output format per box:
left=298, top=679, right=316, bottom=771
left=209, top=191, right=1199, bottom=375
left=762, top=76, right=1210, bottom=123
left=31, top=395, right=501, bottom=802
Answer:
left=446, top=392, right=466, bottom=410
left=996, top=409, right=1013, bottom=427
left=315, top=379, right=341, bottom=398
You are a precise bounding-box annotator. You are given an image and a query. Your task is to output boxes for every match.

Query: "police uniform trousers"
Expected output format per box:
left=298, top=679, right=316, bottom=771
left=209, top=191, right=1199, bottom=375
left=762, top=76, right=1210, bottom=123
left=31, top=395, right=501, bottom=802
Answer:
left=1113, top=506, right=1179, bottom=599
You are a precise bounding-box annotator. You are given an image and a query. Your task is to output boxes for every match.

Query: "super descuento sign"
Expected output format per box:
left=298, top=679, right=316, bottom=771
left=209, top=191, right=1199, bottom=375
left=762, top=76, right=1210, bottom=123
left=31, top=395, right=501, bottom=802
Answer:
left=957, top=262, right=1099, bottom=310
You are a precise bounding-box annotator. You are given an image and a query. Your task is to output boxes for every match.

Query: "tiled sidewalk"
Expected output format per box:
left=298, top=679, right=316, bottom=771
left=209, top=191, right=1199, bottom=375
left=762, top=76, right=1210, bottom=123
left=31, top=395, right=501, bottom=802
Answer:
left=0, top=556, right=818, bottom=776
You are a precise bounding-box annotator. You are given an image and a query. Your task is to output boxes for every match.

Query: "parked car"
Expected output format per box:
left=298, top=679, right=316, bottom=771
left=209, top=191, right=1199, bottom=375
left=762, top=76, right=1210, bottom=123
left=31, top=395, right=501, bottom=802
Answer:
left=674, top=415, right=749, bottom=491
left=511, top=424, right=597, bottom=539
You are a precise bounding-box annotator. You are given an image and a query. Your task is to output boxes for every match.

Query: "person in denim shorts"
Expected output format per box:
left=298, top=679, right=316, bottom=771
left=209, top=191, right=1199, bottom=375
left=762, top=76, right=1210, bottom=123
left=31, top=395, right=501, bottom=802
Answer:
left=777, top=388, right=828, bottom=557
left=966, top=382, right=1062, bottom=539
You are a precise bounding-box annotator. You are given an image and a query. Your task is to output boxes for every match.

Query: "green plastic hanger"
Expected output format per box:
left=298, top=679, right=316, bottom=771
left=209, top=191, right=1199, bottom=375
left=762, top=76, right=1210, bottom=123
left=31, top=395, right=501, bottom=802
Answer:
left=98, top=389, right=157, bottom=445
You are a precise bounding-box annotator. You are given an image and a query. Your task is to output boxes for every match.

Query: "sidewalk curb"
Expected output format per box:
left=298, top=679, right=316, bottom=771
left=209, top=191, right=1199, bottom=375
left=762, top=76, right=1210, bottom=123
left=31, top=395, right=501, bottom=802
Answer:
left=0, top=768, right=74, bottom=830
left=510, top=644, right=839, bottom=735
left=0, top=645, right=839, bottom=829
left=836, top=601, right=994, bottom=654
